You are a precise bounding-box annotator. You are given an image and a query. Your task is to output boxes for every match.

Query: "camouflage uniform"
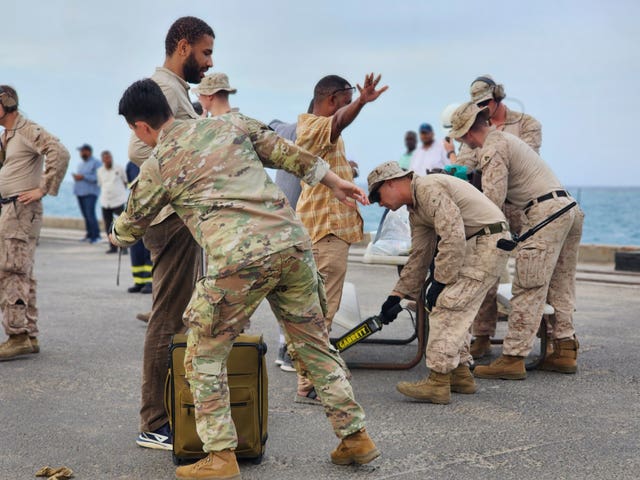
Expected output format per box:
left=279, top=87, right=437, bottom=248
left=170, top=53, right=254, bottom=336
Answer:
left=455, top=107, right=543, bottom=339
left=479, top=130, right=583, bottom=356
left=393, top=174, right=510, bottom=373
left=113, top=113, right=366, bottom=452
left=0, top=113, right=69, bottom=337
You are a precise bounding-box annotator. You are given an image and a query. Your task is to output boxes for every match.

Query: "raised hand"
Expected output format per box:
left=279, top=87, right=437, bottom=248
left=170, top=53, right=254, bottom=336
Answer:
left=356, top=73, right=388, bottom=105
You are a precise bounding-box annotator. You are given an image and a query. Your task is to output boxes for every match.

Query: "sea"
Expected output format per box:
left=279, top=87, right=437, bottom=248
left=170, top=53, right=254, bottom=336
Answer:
left=43, top=182, right=640, bottom=246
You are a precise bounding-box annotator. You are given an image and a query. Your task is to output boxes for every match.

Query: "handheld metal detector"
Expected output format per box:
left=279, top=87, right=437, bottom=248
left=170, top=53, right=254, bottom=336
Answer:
left=333, top=303, right=403, bottom=353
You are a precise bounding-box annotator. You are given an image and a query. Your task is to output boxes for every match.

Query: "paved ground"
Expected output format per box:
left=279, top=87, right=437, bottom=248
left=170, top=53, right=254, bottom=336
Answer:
left=1, top=233, right=639, bottom=480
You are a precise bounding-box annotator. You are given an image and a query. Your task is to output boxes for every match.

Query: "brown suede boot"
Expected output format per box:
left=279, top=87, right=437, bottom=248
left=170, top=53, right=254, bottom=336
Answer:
left=450, top=365, right=477, bottom=394
left=29, top=337, right=39, bottom=354
left=330, top=428, right=380, bottom=465
left=175, top=450, right=240, bottom=480
left=470, top=335, right=492, bottom=359
left=474, top=355, right=526, bottom=380
left=396, top=371, right=451, bottom=404
left=0, top=334, right=33, bottom=361
left=539, top=337, right=579, bottom=373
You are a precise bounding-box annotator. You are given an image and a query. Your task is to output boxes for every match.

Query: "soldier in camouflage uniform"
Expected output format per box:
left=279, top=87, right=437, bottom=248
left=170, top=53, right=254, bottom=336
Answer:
left=111, top=80, right=380, bottom=479
left=0, top=85, right=69, bottom=360
left=368, top=161, right=510, bottom=404
left=449, top=102, right=583, bottom=380
left=452, top=75, right=544, bottom=359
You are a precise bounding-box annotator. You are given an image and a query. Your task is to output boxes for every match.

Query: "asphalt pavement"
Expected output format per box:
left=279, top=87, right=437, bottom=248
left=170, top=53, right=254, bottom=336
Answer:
left=1, top=234, right=639, bottom=480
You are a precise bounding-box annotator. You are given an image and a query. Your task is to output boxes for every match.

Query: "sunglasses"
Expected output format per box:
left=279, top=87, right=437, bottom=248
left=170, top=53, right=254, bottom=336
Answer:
left=329, top=86, right=356, bottom=96
left=477, top=99, right=492, bottom=108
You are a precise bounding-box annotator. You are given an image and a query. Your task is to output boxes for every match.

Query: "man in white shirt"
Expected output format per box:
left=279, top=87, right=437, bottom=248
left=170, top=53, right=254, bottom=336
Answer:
left=409, top=123, right=452, bottom=175
left=97, top=150, right=128, bottom=254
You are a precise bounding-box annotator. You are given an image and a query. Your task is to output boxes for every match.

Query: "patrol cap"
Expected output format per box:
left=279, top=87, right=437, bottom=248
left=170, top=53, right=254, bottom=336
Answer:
left=470, top=74, right=496, bottom=104
left=77, top=143, right=93, bottom=152
left=193, top=73, right=237, bottom=96
left=367, top=161, right=413, bottom=203
left=419, top=123, right=433, bottom=133
left=448, top=102, right=487, bottom=140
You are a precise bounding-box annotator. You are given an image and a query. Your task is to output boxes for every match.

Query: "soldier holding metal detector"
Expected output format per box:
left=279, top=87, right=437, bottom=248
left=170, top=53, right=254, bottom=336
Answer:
left=367, top=161, right=510, bottom=404
left=449, top=102, right=584, bottom=380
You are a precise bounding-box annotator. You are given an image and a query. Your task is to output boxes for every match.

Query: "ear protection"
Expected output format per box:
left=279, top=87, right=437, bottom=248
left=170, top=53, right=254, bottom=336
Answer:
left=0, top=87, right=18, bottom=111
left=472, top=76, right=506, bottom=102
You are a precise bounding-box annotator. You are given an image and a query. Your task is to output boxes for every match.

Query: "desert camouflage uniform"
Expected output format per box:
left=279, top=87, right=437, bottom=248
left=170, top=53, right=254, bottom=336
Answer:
left=479, top=130, right=583, bottom=356
left=113, top=113, right=366, bottom=452
left=0, top=113, right=69, bottom=336
left=455, top=108, right=542, bottom=339
left=393, top=175, right=510, bottom=373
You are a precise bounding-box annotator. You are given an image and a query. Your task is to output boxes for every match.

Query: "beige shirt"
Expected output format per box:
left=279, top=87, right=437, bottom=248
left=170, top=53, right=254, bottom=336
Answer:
left=0, top=113, right=70, bottom=198
left=456, top=107, right=542, bottom=168
left=480, top=130, right=563, bottom=209
left=394, top=174, right=507, bottom=297
left=127, top=67, right=199, bottom=225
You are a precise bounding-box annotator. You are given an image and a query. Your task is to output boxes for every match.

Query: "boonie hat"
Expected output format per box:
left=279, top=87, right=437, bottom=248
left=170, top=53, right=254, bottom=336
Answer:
left=419, top=123, right=433, bottom=133
left=448, top=102, right=487, bottom=139
left=367, top=161, right=413, bottom=203
left=193, top=73, right=237, bottom=96
left=470, top=74, right=495, bottom=104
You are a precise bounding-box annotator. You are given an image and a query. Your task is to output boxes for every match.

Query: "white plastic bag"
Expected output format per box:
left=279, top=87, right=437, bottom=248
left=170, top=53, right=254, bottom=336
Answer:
left=369, top=206, right=411, bottom=256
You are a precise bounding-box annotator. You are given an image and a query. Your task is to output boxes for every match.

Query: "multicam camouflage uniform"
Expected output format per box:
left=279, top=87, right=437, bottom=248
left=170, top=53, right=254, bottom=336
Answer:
left=479, top=130, right=584, bottom=356
left=0, top=113, right=69, bottom=338
left=393, top=174, right=510, bottom=373
left=113, top=113, right=366, bottom=452
left=455, top=107, right=543, bottom=340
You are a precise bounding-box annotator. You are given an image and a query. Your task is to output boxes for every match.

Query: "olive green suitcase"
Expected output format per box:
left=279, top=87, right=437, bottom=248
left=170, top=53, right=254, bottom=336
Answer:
left=165, top=333, right=268, bottom=465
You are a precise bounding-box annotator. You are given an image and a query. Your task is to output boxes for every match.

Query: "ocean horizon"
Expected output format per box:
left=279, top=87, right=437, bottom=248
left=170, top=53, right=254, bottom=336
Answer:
left=43, top=182, right=640, bottom=247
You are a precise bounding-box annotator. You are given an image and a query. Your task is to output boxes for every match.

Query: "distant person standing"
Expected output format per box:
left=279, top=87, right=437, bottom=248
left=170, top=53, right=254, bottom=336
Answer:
left=73, top=143, right=101, bottom=243
left=97, top=150, right=127, bottom=254
left=193, top=72, right=237, bottom=117
left=398, top=130, right=417, bottom=170
left=409, top=123, right=450, bottom=175
left=125, top=160, right=152, bottom=295
left=0, top=85, right=70, bottom=360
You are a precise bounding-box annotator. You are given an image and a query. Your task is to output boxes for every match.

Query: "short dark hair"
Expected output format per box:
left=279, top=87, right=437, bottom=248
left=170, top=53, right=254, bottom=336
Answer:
left=118, top=79, right=172, bottom=129
left=0, top=85, right=18, bottom=112
left=313, top=75, right=351, bottom=103
left=165, top=16, right=215, bottom=56
left=101, top=150, right=112, bottom=157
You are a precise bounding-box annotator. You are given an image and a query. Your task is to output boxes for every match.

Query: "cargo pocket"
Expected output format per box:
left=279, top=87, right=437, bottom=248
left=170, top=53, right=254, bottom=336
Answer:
left=184, top=279, right=226, bottom=337
left=515, top=241, right=549, bottom=289
left=437, top=267, right=487, bottom=311
left=2, top=234, right=30, bottom=274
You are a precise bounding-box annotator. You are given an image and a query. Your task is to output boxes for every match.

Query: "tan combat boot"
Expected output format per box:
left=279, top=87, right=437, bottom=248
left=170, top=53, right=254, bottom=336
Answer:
left=450, top=364, right=477, bottom=394
left=474, top=355, right=526, bottom=380
left=539, top=337, right=579, bottom=374
left=396, top=371, right=451, bottom=404
left=470, top=335, right=492, bottom=359
left=0, top=334, right=33, bottom=361
left=30, top=337, right=39, bottom=354
left=175, top=450, right=240, bottom=480
left=330, top=428, right=380, bottom=465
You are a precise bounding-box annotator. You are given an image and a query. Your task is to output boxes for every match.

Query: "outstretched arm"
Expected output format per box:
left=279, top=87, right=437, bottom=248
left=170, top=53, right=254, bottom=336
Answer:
left=320, top=170, right=369, bottom=207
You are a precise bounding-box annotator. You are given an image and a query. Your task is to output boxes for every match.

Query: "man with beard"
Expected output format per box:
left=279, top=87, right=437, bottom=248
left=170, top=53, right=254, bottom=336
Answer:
left=125, top=16, right=214, bottom=451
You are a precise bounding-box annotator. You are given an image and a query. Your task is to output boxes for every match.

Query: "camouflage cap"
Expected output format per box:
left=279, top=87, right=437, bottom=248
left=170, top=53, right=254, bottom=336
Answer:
left=448, top=102, right=487, bottom=139
left=367, top=161, right=413, bottom=203
left=470, top=74, right=495, bottom=104
left=193, top=73, right=237, bottom=96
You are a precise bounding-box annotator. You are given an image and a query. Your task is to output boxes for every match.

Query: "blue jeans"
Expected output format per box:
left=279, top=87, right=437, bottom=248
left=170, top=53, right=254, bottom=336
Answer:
left=77, top=194, right=100, bottom=240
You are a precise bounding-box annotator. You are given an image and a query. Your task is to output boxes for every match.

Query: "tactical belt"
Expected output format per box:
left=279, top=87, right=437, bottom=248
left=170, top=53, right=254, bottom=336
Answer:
left=525, top=190, right=568, bottom=210
left=0, top=195, right=18, bottom=205
left=468, top=221, right=509, bottom=240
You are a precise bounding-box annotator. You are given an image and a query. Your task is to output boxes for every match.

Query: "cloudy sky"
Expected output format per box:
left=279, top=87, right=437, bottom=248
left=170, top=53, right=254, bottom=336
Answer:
left=3, top=0, right=639, bottom=186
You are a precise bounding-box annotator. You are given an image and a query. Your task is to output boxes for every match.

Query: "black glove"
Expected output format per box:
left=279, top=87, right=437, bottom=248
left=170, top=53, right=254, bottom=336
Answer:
left=380, top=295, right=402, bottom=325
left=426, top=280, right=446, bottom=311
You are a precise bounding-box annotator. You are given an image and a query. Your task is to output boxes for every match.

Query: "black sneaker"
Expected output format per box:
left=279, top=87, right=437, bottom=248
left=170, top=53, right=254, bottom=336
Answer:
left=128, top=284, right=143, bottom=293
left=136, top=423, right=172, bottom=450
left=140, top=283, right=152, bottom=294
left=275, top=343, right=286, bottom=365
left=280, top=350, right=296, bottom=372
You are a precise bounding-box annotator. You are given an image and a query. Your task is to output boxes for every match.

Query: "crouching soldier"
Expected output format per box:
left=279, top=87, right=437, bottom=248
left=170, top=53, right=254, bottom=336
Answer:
left=111, top=79, right=380, bottom=480
left=368, top=161, right=510, bottom=404
left=449, top=102, right=583, bottom=379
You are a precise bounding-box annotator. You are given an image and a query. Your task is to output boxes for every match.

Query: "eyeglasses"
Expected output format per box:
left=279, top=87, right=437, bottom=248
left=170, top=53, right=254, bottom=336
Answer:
left=329, top=86, right=356, bottom=96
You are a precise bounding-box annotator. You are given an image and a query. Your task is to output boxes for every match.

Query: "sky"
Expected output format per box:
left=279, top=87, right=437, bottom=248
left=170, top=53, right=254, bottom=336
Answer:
left=3, top=0, right=639, bottom=187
